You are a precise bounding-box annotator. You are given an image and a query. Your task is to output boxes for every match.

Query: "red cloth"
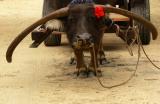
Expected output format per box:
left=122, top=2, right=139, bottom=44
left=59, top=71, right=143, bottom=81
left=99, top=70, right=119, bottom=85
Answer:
left=94, top=6, right=105, bottom=19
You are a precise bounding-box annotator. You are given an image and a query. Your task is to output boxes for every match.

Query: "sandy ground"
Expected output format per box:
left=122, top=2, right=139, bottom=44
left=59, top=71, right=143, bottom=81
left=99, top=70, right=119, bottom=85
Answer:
left=0, top=0, right=160, bottom=104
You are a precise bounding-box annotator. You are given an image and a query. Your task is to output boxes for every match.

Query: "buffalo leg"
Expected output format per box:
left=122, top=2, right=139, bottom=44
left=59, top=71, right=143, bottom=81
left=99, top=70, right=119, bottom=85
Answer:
left=74, top=49, right=88, bottom=76
left=98, top=40, right=108, bottom=65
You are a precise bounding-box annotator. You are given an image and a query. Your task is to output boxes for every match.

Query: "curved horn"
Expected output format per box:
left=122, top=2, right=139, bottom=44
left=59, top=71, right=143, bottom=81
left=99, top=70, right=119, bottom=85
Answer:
left=6, top=7, right=69, bottom=63
left=97, top=5, right=158, bottom=40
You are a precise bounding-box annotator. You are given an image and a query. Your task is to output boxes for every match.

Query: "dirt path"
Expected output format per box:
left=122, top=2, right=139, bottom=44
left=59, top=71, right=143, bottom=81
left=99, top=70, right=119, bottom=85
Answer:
left=0, top=0, right=160, bottom=104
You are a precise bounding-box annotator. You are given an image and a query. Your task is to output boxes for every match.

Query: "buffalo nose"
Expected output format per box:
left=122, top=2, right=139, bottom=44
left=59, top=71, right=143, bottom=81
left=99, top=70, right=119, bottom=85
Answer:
left=76, top=33, right=93, bottom=43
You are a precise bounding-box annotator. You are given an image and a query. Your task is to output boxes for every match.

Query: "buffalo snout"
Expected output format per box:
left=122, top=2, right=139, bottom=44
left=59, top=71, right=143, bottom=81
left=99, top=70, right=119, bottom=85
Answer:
left=72, top=33, right=94, bottom=49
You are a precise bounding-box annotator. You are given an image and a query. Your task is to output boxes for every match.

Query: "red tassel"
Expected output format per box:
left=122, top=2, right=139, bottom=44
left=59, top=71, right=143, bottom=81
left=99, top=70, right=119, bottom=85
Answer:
left=95, top=6, right=105, bottom=19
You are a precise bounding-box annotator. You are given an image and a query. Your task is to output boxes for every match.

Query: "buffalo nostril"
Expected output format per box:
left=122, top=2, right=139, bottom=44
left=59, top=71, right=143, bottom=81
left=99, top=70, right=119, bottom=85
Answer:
left=75, top=33, right=94, bottom=46
left=76, top=35, right=80, bottom=39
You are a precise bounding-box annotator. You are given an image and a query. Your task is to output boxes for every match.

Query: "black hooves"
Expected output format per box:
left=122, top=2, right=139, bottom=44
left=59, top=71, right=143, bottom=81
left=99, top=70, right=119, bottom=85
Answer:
left=99, top=58, right=110, bottom=65
left=70, top=57, right=77, bottom=65
left=75, top=69, right=102, bottom=78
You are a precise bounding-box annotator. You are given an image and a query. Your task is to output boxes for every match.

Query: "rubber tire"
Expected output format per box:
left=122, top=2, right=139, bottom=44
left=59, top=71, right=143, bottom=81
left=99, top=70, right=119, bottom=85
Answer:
left=44, top=33, right=61, bottom=46
left=131, top=0, right=151, bottom=45
left=123, top=0, right=128, bottom=9
left=43, top=0, right=62, bottom=46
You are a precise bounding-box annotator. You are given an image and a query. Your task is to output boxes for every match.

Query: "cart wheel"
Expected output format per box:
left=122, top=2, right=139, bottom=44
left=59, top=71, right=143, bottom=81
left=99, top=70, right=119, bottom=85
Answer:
left=44, top=33, right=61, bottom=46
left=131, top=0, right=150, bottom=45
left=43, top=0, right=62, bottom=46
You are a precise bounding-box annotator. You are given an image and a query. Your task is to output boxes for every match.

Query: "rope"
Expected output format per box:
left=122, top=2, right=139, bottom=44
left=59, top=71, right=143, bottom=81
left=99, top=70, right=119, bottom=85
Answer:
left=90, top=26, right=160, bottom=89
left=135, top=28, right=160, bottom=70
left=90, top=44, right=138, bottom=88
left=125, top=26, right=136, bottom=56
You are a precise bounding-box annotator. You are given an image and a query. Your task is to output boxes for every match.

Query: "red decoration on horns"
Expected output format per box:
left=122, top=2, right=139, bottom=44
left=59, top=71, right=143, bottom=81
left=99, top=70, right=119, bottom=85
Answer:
left=94, top=6, right=105, bottom=19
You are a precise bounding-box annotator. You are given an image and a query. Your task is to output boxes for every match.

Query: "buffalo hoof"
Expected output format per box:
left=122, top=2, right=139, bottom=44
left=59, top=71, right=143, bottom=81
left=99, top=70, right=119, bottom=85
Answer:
left=75, top=70, right=102, bottom=77
left=74, top=68, right=102, bottom=77
left=88, top=66, right=102, bottom=77
left=99, top=58, right=110, bottom=65
left=85, top=70, right=102, bottom=77
left=74, top=69, right=89, bottom=78
left=69, top=57, right=76, bottom=65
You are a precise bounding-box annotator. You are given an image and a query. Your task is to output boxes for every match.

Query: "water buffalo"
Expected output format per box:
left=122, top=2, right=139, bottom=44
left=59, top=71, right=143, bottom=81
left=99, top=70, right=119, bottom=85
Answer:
left=6, top=4, right=158, bottom=76
left=65, top=4, right=109, bottom=76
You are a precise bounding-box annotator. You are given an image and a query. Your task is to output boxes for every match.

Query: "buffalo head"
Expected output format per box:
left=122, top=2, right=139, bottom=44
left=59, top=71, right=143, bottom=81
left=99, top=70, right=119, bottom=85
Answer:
left=66, top=4, right=106, bottom=49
